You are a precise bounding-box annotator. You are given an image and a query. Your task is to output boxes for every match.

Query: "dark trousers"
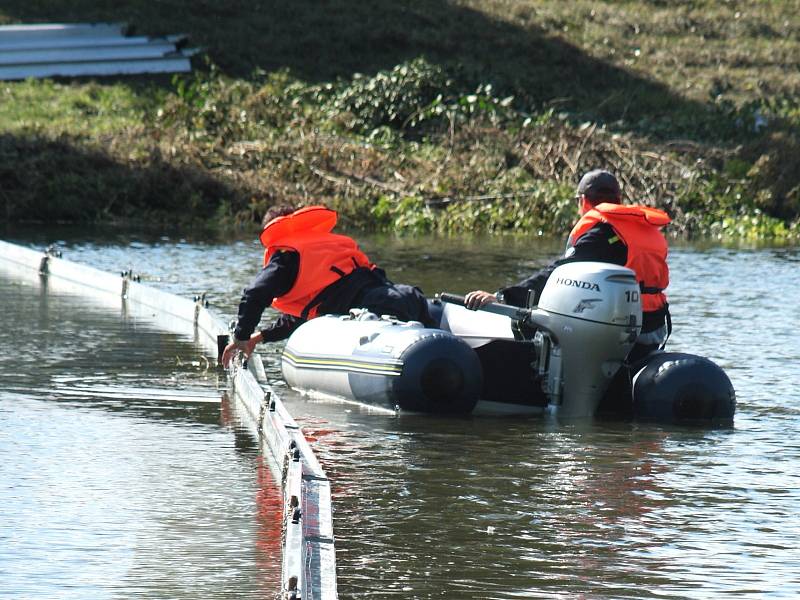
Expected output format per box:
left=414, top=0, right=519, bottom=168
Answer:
left=356, top=283, right=435, bottom=327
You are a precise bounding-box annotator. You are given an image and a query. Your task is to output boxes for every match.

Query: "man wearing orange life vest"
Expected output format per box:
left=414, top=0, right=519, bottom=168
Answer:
left=465, top=169, right=671, bottom=361
left=221, top=205, right=433, bottom=367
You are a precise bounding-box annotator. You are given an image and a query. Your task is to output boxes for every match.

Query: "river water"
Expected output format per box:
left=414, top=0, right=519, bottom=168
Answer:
left=1, top=227, right=799, bottom=599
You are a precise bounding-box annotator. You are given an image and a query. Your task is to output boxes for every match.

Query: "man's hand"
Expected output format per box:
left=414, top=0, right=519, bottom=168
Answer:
left=464, top=290, right=497, bottom=310
left=221, top=332, right=263, bottom=368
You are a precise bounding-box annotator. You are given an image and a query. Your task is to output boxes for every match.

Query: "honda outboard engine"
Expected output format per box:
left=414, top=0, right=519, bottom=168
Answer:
left=531, top=262, right=642, bottom=416
left=440, top=262, right=642, bottom=417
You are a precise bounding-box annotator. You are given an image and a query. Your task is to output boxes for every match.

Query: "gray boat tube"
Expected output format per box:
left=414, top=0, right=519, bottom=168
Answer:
left=282, top=311, right=483, bottom=414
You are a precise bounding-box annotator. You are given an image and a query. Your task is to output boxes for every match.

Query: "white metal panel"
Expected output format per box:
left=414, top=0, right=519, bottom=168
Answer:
left=0, top=23, right=128, bottom=39
left=0, top=240, right=44, bottom=271
left=0, top=44, right=184, bottom=65
left=440, top=302, right=515, bottom=347
left=308, top=541, right=338, bottom=599
left=303, top=479, right=338, bottom=598
left=196, top=306, right=228, bottom=358
left=0, top=22, right=195, bottom=79
left=0, top=57, right=193, bottom=80
left=0, top=34, right=185, bottom=52
left=45, top=255, right=123, bottom=297
left=283, top=454, right=304, bottom=596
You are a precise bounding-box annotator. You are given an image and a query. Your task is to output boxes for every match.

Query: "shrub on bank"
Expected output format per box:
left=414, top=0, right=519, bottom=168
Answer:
left=2, top=58, right=799, bottom=241
left=158, top=60, right=799, bottom=239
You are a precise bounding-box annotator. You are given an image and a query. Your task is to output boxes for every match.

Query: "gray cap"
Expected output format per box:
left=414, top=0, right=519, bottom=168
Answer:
left=577, top=169, right=621, bottom=201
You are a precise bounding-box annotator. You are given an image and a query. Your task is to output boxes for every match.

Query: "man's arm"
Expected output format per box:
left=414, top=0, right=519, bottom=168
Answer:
left=499, top=223, right=627, bottom=307
left=232, top=250, right=299, bottom=341
left=260, top=313, right=304, bottom=342
left=221, top=250, right=299, bottom=367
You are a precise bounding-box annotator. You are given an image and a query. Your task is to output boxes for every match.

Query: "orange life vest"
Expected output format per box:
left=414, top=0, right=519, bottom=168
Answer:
left=568, top=203, right=670, bottom=312
left=259, top=206, right=373, bottom=318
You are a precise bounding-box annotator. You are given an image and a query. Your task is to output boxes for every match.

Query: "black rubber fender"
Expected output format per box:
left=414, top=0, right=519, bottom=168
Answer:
left=632, top=352, right=736, bottom=424
left=393, top=333, right=482, bottom=414
left=347, top=331, right=483, bottom=414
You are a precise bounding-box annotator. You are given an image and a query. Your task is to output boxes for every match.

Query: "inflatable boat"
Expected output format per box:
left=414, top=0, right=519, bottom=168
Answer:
left=282, top=262, right=735, bottom=424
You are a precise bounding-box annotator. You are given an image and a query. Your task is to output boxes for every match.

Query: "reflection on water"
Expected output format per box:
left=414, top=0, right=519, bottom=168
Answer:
left=0, top=266, right=281, bottom=599
left=2, top=231, right=800, bottom=598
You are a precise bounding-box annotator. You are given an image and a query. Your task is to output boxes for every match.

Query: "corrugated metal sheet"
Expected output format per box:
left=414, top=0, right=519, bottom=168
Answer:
left=0, top=43, right=188, bottom=65
left=0, top=22, right=131, bottom=39
left=0, top=22, right=198, bottom=79
left=0, top=33, right=186, bottom=52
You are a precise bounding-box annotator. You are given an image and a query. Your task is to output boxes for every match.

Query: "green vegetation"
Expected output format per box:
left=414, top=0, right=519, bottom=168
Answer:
left=1, top=1, right=799, bottom=240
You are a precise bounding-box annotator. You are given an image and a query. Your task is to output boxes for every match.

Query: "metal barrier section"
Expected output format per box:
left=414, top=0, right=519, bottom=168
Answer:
left=0, top=240, right=338, bottom=600
left=0, top=23, right=198, bottom=80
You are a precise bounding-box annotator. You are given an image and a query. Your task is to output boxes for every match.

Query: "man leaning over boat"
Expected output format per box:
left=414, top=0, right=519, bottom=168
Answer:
left=221, top=205, right=434, bottom=367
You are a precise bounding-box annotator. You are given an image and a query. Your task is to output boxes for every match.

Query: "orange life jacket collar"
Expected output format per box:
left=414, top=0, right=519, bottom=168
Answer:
left=587, top=202, right=670, bottom=227
left=259, top=205, right=337, bottom=249
left=569, top=203, right=671, bottom=312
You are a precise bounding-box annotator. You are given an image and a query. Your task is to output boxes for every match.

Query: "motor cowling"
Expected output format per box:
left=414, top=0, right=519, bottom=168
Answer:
left=531, top=262, right=642, bottom=417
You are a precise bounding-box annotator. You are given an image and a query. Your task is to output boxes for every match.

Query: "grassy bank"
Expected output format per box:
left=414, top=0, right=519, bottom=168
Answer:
left=1, top=1, right=799, bottom=240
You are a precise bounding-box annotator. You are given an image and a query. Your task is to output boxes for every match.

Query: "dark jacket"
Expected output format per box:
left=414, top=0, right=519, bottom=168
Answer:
left=499, top=222, right=668, bottom=334
left=234, top=250, right=432, bottom=342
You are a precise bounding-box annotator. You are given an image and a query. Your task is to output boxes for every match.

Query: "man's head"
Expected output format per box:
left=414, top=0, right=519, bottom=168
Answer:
left=261, top=205, right=296, bottom=229
left=576, top=170, right=621, bottom=215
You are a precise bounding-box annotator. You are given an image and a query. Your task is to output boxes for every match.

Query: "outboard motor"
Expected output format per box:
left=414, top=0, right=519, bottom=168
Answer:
left=440, top=262, right=642, bottom=417
left=528, top=262, right=642, bottom=417
left=441, top=261, right=737, bottom=424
